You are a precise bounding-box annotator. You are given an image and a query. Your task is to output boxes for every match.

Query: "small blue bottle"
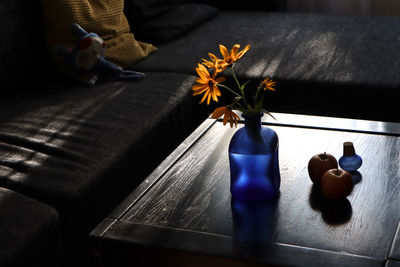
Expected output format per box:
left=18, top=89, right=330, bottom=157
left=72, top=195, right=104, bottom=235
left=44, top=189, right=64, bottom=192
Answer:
left=339, top=142, right=362, bottom=172
left=229, top=113, right=280, bottom=201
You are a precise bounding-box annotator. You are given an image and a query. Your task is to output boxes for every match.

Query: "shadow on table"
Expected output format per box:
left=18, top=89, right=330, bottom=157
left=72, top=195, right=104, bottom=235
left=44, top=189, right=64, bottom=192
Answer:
left=309, top=184, right=353, bottom=225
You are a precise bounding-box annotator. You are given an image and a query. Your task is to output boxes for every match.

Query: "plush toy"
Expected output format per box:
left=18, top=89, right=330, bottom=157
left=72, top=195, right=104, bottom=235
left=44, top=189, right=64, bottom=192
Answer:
left=56, top=23, right=145, bottom=85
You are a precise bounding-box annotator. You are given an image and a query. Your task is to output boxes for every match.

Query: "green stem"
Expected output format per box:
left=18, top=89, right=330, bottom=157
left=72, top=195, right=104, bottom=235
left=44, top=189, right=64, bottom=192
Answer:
left=255, top=84, right=262, bottom=102
left=231, top=66, right=242, bottom=91
left=254, top=90, right=259, bottom=106
left=231, top=66, right=250, bottom=110
left=217, top=84, right=241, bottom=98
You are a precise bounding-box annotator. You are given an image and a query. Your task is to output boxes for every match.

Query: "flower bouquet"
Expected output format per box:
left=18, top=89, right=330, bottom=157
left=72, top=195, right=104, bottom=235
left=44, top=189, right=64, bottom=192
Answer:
left=192, top=44, right=276, bottom=127
left=192, top=44, right=281, bottom=201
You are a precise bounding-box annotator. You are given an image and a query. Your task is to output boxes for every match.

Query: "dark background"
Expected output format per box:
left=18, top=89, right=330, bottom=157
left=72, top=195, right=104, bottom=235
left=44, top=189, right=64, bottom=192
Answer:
left=197, top=0, right=400, bottom=15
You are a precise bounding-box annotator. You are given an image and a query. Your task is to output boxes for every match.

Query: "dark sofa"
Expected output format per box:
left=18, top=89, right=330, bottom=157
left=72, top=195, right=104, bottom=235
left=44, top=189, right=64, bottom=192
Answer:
left=1, top=0, right=399, bottom=266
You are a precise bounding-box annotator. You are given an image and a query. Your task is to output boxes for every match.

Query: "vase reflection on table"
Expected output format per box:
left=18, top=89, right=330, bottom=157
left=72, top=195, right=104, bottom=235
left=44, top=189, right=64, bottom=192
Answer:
left=231, top=197, right=279, bottom=243
left=229, top=113, right=281, bottom=201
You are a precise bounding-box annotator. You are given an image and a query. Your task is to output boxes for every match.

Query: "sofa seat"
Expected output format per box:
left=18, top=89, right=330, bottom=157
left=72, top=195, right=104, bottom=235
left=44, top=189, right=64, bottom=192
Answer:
left=132, top=11, right=400, bottom=122
left=0, top=187, right=61, bottom=266
left=0, top=72, right=207, bottom=262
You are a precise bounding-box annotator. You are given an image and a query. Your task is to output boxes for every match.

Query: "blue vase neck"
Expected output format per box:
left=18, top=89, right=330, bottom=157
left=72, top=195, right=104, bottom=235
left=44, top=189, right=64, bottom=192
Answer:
left=243, top=113, right=263, bottom=130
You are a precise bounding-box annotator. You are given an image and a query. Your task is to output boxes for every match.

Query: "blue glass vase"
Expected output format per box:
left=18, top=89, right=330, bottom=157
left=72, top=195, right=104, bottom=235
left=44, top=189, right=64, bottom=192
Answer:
left=229, top=113, right=280, bottom=201
left=339, top=142, right=362, bottom=172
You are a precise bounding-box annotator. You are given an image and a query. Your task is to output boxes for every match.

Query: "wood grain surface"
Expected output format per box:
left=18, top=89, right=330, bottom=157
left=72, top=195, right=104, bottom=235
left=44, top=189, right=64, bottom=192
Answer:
left=118, top=121, right=400, bottom=260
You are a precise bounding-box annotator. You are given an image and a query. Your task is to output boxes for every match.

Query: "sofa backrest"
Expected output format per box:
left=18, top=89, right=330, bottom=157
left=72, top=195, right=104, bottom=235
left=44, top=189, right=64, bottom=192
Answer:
left=0, top=0, right=51, bottom=94
left=124, top=0, right=218, bottom=44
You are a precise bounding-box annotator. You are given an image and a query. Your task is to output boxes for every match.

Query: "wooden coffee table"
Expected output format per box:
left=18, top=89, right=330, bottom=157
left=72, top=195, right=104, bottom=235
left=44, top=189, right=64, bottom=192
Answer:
left=91, top=113, right=400, bottom=267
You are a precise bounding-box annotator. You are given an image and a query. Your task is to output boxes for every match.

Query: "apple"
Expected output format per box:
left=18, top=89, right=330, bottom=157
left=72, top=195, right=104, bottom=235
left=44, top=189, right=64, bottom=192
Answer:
left=320, top=169, right=353, bottom=200
left=308, top=152, right=338, bottom=184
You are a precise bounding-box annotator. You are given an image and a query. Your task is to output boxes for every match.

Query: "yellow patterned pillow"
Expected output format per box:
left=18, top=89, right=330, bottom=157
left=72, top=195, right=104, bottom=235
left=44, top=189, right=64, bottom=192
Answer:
left=41, top=0, right=157, bottom=68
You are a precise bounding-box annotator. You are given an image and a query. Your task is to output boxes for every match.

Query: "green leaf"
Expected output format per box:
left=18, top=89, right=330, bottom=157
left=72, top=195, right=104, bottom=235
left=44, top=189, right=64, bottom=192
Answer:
left=253, top=94, right=264, bottom=113
left=233, top=96, right=242, bottom=102
left=241, top=81, right=251, bottom=90
left=261, top=109, right=277, bottom=121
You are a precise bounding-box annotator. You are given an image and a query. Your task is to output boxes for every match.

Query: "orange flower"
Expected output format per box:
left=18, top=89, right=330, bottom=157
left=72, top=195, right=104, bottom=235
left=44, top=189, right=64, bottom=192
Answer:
left=201, top=58, right=215, bottom=69
left=207, top=44, right=251, bottom=72
left=260, top=77, right=276, bottom=91
left=211, top=106, right=240, bottom=127
left=201, top=57, right=225, bottom=73
left=192, top=63, right=226, bottom=105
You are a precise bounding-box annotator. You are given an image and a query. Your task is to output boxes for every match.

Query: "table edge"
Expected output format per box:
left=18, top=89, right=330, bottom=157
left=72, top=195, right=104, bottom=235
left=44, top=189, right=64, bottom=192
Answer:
left=261, top=112, right=400, bottom=136
left=94, top=221, right=384, bottom=267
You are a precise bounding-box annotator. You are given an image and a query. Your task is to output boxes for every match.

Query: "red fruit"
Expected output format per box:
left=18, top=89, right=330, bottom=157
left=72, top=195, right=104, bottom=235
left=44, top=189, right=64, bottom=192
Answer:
left=321, top=169, right=354, bottom=200
left=308, top=152, right=338, bottom=184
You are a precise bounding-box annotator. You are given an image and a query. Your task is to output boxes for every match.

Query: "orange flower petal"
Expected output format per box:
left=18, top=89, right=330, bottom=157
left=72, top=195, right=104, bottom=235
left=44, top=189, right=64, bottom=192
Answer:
left=233, top=111, right=240, bottom=120
left=212, top=91, right=219, bottom=102
left=261, top=78, right=276, bottom=91
left=208, top=53, right=221, bottom=62
left=223, top=114, right=229, bottom=125
left=192, top=87, right=209, bottom=96
left=195, top=69, right=207, bottom=80
left=201, top=59, right=215, bottom=68
left=206, top=93, right=212, bottom=105
left=232, top=111, right=240, bottom=127
left=212, top=86, right=221, bottom=100
left=199, top=91, right=208, bottom=104
left=195, top=77, right=208, bottom=84
left=211, top=107, right=226, bottom=119
left=219, top=44, right=230, bottom=61
left=196, top=63, right=210, bottom=79
left=213, top=85, right=221, bottom=94
left=236, top=45, right=251, bottom=60
left=192, top=83, right=208, bottom=91
left=215, top=76, right=226, bottom=84
left=216, top=61, right=229, bottom=72
left=230, top=44, right=240, bottom=59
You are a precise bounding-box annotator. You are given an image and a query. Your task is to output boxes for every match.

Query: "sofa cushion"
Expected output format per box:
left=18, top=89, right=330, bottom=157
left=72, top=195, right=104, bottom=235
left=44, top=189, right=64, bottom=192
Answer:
left=124, top=1, right=218, bottom=44
left=40, top=0, right=156, bottom=69
left=131, top=12, right=400, bottom=121
left=0, top=187, right=62, bottom=266
left=0, top=72, right=208, bottom=250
